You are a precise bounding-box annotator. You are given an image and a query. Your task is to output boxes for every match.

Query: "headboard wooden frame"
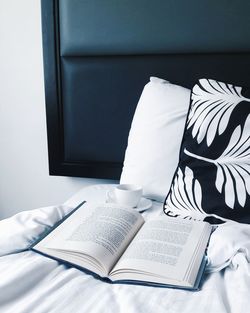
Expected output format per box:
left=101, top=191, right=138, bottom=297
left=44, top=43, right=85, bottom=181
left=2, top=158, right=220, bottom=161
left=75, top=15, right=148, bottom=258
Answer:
left=41, top=0, right=250, bottom=180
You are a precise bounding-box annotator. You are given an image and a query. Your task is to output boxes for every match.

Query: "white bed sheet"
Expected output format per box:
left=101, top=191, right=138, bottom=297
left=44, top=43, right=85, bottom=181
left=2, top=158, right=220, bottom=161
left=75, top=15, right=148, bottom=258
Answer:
left=0, top=184, right=250, bottom=313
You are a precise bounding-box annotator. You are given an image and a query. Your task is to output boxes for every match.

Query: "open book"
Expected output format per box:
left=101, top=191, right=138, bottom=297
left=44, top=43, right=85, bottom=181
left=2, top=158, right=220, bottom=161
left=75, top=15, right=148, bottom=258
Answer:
left=32, top=203, right=212, bottom=290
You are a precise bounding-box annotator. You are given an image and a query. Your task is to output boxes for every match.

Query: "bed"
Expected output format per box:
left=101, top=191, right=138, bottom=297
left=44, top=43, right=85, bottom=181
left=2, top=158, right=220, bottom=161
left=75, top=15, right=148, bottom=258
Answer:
left=1, top=0, right=250, bottom=312
left=1, top=184, right=250, bottom=313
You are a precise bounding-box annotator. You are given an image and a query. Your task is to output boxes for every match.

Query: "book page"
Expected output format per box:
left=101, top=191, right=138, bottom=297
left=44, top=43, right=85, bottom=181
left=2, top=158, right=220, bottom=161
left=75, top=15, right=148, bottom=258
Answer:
left=111, top=216, right=206, bottom=281
left=35, top=203, right=144, bottom=274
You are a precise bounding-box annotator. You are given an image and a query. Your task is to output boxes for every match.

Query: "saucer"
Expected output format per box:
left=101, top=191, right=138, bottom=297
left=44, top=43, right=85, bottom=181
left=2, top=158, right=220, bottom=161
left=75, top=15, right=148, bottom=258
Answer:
left=134, top=197, right=152, bottom=212
left=106, top=196, right=152, bottom=212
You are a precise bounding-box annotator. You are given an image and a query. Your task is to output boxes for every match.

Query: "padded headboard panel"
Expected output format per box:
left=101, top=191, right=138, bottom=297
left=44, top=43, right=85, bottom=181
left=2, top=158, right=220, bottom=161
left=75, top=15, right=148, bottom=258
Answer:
left=41, top=0, right=250, bottom=179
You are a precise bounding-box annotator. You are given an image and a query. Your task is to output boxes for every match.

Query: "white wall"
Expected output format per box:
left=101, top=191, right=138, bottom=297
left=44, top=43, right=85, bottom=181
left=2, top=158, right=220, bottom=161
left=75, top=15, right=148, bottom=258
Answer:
left=0, top=1, right=116, bottom=219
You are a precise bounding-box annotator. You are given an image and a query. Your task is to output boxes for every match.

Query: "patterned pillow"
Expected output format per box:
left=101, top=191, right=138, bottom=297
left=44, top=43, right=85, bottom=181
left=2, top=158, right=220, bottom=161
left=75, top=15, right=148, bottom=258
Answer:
left=164, top=78, right=250, bottom=224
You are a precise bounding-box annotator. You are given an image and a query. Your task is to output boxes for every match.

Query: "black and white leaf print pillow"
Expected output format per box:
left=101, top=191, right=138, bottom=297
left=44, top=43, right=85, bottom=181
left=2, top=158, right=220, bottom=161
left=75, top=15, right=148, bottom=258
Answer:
left=164, top=78, right=250, bottom=224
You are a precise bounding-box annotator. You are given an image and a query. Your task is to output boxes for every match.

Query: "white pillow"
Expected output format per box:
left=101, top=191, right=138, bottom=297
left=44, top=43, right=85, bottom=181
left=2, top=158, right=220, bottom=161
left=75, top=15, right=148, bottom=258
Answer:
left=120, top=77, right=190, bottom=202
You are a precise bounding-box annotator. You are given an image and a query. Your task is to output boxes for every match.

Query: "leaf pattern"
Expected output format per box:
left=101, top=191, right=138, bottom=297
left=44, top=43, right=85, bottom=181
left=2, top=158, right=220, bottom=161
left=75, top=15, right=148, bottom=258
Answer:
left=164, top=166, right=206, bottom=219
left=165, top=79, right=250, bottom=222
left=184, top=114, right=250, bottom=209
left=187, top=79, right=250, bottom=146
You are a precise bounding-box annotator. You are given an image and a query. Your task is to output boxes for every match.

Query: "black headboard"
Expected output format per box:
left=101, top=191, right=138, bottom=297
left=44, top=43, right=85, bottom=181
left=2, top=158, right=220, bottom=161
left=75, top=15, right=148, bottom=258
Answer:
left=41, top=0, right=250, bottom=179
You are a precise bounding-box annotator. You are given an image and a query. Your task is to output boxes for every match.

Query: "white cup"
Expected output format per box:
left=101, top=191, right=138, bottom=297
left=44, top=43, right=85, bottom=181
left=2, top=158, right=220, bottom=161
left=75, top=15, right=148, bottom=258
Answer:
left=107, top=184, right=143, bottom=208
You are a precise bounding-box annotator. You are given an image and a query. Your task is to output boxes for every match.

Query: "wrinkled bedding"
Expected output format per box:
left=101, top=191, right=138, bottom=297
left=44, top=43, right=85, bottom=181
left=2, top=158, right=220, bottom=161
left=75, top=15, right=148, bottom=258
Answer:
left=0, top=184, right=250, bottom=313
